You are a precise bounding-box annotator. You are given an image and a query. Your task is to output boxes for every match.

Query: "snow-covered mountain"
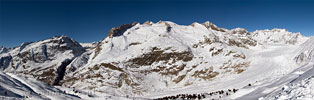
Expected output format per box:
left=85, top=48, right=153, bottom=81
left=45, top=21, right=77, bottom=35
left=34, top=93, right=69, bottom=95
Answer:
left=0, top=21, right=312, bottom=100
left=252, top=28, right=307, bottom=45
left=0, top=36, right=85, bottom=85
left=61, top=21, right=260, bottom=96
left=0, top=46, right=8, bottom=54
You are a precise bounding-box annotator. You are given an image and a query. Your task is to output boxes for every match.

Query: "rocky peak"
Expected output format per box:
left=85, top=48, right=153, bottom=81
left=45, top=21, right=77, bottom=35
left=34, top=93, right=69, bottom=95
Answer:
left=0, top=46, right=8, bottom=54
left=143, top=21, right=153, bottom=26
left=107, top=22, right=139, bottom=38
left=229, top=28, right=249, bottom=35
left=269, top=28, right=288, bottom=33
left=252, top=28, right=307, bottom=45
left=19, top=42, right=32, bottom=52
left=202, top=21, right=227, bottom=32
left=253, top=28, right=290, bottom=34
left=54, top=35, right=82, bottom=48
left=52, top=35, right=80, bottom=45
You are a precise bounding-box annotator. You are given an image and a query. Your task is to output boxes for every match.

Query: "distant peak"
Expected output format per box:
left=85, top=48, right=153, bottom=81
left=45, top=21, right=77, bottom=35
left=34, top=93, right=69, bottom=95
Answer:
left=202, top=21, right=213, bottom=25
left=230, top=28, right=249, bottom=35
left=60, top=34, right=68, bottom=38
left=143, top=21, right=154, bottom=25
left=254, top=28, right=289, bottom=33
left=157, top=21, right=177, bottom=26
left=201, top=21, right=227, bottom=32
left=0, top=46, right=8, bottom=54
left=271, top=28, right=287, bottom=32
left=202, top=21, right=216, bottom=27
left=52, top=35, right=69, bottom=39
left=20, top=42, right=32, bottom=47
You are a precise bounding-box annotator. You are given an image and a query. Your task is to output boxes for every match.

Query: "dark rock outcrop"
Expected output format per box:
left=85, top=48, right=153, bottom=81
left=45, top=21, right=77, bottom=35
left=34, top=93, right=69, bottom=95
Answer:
left=107, top=22, right=138, bottom=37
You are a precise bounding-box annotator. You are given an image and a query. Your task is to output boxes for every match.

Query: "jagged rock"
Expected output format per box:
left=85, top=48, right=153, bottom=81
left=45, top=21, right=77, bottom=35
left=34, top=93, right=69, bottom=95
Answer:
left=202, top=21, right=228, bottom=32
left=0, top=55, right=12, bottom=70
left=107, top=22, right=139, bottom=37
left=229, top=28, right=249, bottom=35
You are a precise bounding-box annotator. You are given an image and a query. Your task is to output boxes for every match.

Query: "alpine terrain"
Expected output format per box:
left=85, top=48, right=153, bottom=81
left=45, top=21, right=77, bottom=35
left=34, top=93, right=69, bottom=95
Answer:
left=0, top=21, right=313, bottom=100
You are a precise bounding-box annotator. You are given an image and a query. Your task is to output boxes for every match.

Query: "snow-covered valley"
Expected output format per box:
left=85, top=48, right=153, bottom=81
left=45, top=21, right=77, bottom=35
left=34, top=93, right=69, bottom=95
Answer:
left=0, top=21, right=313, bottom=100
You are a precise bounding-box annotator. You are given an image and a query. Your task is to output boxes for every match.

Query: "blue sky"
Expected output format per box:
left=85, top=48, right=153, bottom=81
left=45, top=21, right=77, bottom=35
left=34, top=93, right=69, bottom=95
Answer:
left=1, top=0, right=314, bottom=47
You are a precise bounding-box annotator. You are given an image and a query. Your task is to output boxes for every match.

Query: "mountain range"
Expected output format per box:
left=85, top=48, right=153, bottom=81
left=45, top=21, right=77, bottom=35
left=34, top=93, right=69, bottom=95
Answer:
left=0, top=21, right=313, bottom=100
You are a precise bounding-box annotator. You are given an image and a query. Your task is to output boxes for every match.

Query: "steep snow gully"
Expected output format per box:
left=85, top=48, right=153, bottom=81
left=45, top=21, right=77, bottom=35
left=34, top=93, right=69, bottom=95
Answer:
left=0, top=21, right=313, bottom=100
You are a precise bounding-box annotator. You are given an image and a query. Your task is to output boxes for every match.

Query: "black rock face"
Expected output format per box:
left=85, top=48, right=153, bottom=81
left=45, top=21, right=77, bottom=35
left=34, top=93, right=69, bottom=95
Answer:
left=53, top=59, right=73, bottom=85
left=0, top=55, right=12, bottom=70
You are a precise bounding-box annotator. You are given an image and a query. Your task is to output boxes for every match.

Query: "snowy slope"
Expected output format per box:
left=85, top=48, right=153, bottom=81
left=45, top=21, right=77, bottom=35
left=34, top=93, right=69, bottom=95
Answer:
left=259, top=37, right=314, bottom=100
left=0, top=71, right=81, bottom=100
left=146, top=43, right=303, bottom=99
left=295, top=36, right=314, bottom=63
left=229, top=37, right=314, bottom=100
left=262, top=64, right=314, bottom=100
